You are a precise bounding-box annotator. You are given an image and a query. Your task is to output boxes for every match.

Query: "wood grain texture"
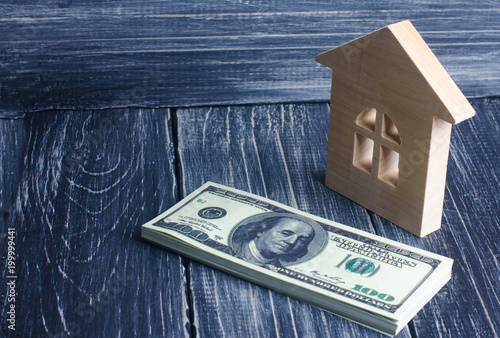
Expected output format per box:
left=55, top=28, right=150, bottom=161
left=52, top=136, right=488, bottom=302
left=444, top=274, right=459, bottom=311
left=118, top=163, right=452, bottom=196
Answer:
left=1, top=1, right=499, bottom=112
left=319, top=20, right=475, bottom=236
left=368, top=97, right=500, bottom=337
left=0, top=116, right=25, bottom=233
left=1, top=98, right=497, bottom=337
left=175, top=104, right=411, bottom=337
left=0, top=109, right=190, bottom=337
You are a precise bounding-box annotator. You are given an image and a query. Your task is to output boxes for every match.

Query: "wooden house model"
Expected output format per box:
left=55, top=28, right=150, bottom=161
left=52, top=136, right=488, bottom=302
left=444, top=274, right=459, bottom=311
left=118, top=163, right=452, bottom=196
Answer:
left=316, top=20, right=475, bottom=237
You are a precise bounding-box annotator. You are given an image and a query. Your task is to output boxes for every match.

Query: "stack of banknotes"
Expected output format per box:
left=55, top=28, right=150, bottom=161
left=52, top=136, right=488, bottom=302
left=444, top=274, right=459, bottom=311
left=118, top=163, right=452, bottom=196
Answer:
left=141, top=182, right=453, bottom=336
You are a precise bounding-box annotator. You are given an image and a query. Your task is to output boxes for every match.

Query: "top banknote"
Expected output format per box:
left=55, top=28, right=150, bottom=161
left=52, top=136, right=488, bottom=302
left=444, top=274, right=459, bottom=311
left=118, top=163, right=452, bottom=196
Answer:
left=141, top=182, right=453, bottom=335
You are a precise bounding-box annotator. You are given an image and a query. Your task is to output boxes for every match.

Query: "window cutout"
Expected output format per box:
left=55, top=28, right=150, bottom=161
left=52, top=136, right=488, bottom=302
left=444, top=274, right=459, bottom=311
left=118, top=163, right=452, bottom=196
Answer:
left=378, top=146, right=399, bottom=187
left=353, top=133, right=374, bottom=173
left=356, top=108, right=376, bottom=131
left=382, top=114, right=401, bottom=144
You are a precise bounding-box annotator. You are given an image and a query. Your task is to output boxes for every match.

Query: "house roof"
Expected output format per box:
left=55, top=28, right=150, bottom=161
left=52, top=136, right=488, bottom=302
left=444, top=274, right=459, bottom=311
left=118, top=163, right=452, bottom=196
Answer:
left=316, top=20, right=475, bottom=124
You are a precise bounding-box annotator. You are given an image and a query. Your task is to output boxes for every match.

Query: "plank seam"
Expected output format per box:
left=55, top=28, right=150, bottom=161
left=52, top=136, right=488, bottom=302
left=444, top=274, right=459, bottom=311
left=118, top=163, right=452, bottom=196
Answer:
left=171, top=107, right=196, bottom=337
left=4, top=95, right=499, bottom=115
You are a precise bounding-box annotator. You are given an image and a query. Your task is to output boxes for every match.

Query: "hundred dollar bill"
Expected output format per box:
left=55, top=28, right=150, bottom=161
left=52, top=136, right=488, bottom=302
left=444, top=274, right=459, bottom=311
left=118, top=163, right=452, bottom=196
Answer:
left=141, top=182, right=453, bottom=336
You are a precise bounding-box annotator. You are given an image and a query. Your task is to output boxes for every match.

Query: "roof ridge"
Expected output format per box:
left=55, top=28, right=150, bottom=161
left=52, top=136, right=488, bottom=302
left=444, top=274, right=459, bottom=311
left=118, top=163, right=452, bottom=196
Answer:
left=316, top=20, right=475, bottom=124
left=387, top=21, right=475, bottom=124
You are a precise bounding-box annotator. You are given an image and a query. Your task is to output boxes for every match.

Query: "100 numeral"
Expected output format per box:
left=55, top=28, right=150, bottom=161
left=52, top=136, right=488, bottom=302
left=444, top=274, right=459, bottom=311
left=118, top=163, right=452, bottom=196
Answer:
left=352, top=284, right=395, bottom=302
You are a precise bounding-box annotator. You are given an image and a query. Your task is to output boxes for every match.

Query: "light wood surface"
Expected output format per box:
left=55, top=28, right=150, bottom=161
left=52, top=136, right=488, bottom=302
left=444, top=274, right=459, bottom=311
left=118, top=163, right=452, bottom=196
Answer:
left=316, top=21, right=475, bottom=236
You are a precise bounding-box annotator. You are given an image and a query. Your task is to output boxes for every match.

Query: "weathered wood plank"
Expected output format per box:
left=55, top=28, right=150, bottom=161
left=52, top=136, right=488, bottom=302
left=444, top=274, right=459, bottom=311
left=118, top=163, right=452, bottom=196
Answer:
left=0, top=109, right=189, bottom=337
left=1, top=1, right=499, bottom=112
left=176, top=104, right=411, bottom=337
left=0, top=115, right=25, bottom=233
left=369, top=97, right=500, bottom=337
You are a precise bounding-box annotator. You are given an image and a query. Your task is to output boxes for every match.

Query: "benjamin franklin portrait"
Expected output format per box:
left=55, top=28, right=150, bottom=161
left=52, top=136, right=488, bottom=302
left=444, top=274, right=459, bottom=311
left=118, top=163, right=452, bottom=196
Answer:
left=229, top=213, right=328, bottom=268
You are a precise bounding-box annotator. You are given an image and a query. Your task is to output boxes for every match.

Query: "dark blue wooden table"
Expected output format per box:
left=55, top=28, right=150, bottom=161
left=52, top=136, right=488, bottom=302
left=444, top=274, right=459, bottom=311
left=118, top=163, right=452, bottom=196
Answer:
left=1, top=1, right=499, bottom=337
